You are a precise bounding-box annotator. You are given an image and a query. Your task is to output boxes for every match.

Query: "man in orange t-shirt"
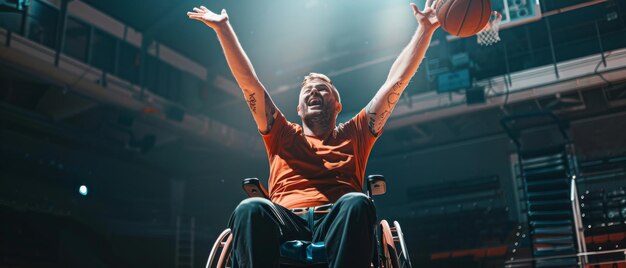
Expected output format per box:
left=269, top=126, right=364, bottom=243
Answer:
left=188, top=1, right=440, bottom=267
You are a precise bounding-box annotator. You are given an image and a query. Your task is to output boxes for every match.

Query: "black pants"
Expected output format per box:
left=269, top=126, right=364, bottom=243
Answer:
left=228, top=192, right=377, bottom=268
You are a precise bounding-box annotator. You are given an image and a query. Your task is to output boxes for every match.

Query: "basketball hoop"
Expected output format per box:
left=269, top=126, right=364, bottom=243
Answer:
left=477, top=11, right=502, bottom=46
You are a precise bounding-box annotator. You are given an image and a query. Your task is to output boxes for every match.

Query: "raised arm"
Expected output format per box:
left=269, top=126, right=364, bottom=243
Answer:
left=365, top=1, right=440, bottom=136
left=187, top=6, right=278, bottom=134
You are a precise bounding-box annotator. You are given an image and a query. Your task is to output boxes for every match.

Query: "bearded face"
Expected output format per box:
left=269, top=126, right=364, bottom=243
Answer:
left=297, top=78, right=341, bottom=124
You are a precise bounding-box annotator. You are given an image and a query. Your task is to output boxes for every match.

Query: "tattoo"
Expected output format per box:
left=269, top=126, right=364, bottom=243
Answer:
left=392, top=81, right=404, bottom=91
left=387, top=92, right=400, bottom=108
left=375, top=110, right=389, bottom=132
left=247, top=92, right=257, bottom=114
left=366, top=100, right=378, bottom=135
left=387, top=81, right=404, bottom=107
left=366, top=81, right=405, bottom=135
left=264, top=92, right=276, bottom=130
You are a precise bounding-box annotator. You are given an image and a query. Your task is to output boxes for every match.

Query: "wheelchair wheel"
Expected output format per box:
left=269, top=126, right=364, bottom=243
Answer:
left=379, top=220, right=412, bottom=268
left=380, top=220, right=400, bottom=268
left=392, top=221, right=412, bottom=268
left=206, top=228, right=233, bottom=268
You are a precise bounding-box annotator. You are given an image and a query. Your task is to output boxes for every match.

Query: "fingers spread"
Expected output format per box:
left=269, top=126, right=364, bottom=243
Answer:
left=410, top=3, right=421, bottom=15
left=493, top=11, right=502, bottom=20
left=432, top=0, right=441, bottom=9
left=187, top=11, right=202, bottom=18
left=200, top=6, right=209, bottom=12
left=425, top=0, right=432, bottom=9
left=193, top=7, right=203, bottom=13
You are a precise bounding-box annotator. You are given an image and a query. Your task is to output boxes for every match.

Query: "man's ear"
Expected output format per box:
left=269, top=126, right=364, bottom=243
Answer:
left=336, top=102, right=342, bottom=113
left=297, top=104, right=302, bottom=117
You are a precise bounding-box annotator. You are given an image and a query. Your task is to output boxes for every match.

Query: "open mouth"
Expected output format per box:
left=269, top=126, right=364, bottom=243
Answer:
left=308, top=97, right=323, bottom=107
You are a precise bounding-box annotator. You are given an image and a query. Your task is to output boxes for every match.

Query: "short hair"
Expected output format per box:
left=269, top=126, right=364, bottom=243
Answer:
left=301, top=73, right=341, bottom=103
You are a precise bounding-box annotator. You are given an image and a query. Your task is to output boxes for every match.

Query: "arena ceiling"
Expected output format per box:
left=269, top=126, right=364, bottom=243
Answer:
left=2, top=0, right=625, bottom=172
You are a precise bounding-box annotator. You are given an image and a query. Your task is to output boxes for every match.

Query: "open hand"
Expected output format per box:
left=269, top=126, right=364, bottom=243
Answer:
left=187, top=6, right=228, bottom=29
left=410, top=0, right=441, bottom=32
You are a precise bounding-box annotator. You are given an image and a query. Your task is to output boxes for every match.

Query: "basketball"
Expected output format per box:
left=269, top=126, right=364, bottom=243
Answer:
left=436, top=0, right=492, bottom=37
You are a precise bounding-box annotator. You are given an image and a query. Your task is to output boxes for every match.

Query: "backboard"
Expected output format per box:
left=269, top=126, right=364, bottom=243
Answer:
left=492, top=0, right=542, bottom=30
left=444, top=0, right=542, bottom=43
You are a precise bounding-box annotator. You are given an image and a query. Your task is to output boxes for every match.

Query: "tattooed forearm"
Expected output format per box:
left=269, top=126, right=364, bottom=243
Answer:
left=392, top=81, right=405, bottom=91
left=387, top=92, right=400, bottom=108
left=247, top=92, right=257, bottom=114
left=366, top=81, right=406, bottom=135
left=386, top=81, right=404, bottom=107
left=264, top=91, right=276, bottom=130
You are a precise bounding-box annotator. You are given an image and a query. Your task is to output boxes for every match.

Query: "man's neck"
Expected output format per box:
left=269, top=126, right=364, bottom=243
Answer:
left=302, top=117, right=336, bottom=139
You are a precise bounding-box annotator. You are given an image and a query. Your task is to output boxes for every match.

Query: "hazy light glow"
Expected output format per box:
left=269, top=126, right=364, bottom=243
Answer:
left=79, top=185, right=88, bottom=196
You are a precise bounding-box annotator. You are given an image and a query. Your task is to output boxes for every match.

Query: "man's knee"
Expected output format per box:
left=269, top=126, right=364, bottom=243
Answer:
left=229, top=197, right=278, bottom=232
left=336, top=192, right=375, bottom=213
left=233, top=197, right=274, bottom=216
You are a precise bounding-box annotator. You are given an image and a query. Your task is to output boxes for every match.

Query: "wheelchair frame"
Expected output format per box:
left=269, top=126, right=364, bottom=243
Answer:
left=206, top=175, right=412, bottom=268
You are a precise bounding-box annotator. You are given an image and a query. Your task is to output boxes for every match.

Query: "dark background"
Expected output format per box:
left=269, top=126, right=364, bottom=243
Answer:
left=1, top=0, right=626, bottom=267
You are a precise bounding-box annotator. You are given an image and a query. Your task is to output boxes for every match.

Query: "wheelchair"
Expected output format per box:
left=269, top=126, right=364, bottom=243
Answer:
left=206, top=175, right=412, bottom=268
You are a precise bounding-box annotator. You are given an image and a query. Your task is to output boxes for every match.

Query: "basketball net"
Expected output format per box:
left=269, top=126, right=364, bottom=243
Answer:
left=477, top=11, right=502, bottom=46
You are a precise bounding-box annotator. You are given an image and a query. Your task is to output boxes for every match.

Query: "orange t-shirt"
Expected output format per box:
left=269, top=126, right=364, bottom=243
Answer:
left=261, top=109, right=379, bottom=209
